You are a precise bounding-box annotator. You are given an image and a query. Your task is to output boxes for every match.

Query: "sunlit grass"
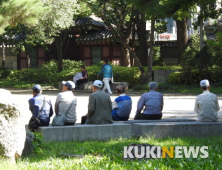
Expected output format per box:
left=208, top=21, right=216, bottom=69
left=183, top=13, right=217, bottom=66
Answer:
left=1, top=136, right=222, bottom=170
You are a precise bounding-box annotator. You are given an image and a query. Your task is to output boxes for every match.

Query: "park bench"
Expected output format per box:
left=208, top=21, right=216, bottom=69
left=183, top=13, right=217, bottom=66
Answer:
left=36, top=123, right=131, bottom=142
left=58, top=81, right=128, bottom=91
left=132, top=121, right=222, bottom=138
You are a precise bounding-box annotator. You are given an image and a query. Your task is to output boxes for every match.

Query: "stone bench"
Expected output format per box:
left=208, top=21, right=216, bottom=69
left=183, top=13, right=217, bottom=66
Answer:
left=133, top=122, right=222, bottom=138
left=58, top=81, right=128, bottom=91
left=114, top=118, right=196, bottom=134
left=36, top=123, right=131, bottom=142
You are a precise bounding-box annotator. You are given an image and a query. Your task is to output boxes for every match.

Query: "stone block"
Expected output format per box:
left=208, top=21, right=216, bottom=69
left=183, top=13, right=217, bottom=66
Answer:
left=36, top=124, right=131, bottom=142
left=133, top=122, right=222, bottom=138
left=154, top=70, right=177, bottom=83
left=79, top=81, right=93, bottom=90
left=114, top=119, right=196, bottom=135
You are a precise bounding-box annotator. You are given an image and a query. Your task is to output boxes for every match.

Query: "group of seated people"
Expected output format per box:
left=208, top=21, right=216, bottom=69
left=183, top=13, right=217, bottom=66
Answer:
left=29, top=79, right=220, bottom=127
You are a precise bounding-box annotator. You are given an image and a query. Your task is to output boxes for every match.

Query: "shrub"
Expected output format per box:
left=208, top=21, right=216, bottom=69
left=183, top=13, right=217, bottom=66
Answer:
left=58, top=66, right=143, bottom=88
left=167, top=72, right=183, bottom=84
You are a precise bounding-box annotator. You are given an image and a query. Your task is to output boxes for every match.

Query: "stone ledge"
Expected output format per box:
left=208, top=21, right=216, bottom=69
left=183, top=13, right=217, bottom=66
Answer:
left=36, top=124, right=131, bottom=142
left=114, top=118, right=196, bottom=135
left=133, top=122, right=222, bottom=138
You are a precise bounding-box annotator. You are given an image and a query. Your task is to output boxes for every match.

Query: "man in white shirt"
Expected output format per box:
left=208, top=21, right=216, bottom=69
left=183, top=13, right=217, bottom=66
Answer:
left=55, top=81, right=77, bottom=125
left=194, top=79, right=220, bottom=122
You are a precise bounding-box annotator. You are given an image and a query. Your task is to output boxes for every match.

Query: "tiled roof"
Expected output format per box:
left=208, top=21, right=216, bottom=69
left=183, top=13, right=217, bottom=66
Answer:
left=77, top=30, right=114, bottom=43
left=75, top=17, right=109, bottom=29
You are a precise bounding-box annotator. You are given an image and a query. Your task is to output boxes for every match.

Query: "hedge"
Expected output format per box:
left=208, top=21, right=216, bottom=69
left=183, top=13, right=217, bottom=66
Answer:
left=167, top=70, right=222, bottom=85
left=58, top=66, right=143, bottom=88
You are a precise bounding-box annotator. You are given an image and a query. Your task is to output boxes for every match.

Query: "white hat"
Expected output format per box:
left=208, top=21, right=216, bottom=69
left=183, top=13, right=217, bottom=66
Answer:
left=200, top=79, right=210, bottom=87
left=62, top=81, right=75, bottom=89
left=93, top=80, right=103, bottom=88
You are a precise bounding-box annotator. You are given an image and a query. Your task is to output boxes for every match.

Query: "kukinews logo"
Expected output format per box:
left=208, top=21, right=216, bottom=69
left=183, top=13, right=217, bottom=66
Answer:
left=124, top=145, right=209, bottom=159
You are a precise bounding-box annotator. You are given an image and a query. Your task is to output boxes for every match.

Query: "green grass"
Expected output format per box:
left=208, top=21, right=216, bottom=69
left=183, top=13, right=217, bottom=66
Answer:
left=1, top=136, right=222, bottom=170
left=133, top=83, right=222, bottom=94
left=0, top=80, right=57, bottom=89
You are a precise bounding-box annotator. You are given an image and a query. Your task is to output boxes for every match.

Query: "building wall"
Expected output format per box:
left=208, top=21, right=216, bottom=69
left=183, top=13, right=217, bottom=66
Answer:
left=0, top=48, right=17, bottom=70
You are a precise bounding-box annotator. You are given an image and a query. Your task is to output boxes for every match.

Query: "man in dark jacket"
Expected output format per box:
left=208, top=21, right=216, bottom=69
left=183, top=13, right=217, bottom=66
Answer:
left=28, top=84, right=53, bottom=126
left=81, top=80, right=113, bottom=124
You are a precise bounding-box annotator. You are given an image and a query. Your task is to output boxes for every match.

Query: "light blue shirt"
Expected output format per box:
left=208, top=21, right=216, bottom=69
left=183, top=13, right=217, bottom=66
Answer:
left=98, top=64, right=113, bottom=78
left=136, top=90, right=163, bottom=115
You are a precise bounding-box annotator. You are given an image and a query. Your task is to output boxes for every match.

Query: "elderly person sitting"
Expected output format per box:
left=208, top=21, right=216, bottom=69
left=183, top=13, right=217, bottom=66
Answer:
left=112, top=85, right=132, bottom=121
left=194, top=79, right=220, bottom=122
left=81, top=80, right=113, bottom=124
left=134, top=82, right=163, bottom=120
left=54, top=81, right=77, bottom=126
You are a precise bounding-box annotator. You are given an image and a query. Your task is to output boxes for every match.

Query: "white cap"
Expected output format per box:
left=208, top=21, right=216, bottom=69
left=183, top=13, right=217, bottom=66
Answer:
left=200, top=79, right=210, bottom=87
left=62, top=80, right=75, bottom=89
left=93, top=80, right=103, bottom=88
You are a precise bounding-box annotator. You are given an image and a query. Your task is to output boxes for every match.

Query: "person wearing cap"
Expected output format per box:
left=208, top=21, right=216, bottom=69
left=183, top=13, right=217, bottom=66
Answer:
left=75, top=65, right=88, bottom=90
left=55, top=81, right=77, bottom=125
left=134, top=82, right=163, bottom=120
left=97, top=58, right=113, bottom=95
left=112, top=85, right=132, bottom=121
left=194, top=79, right=220, bottom=122
left=28, top=84, right=53, bottom=126
left=81, top=80, right=113, bottom=124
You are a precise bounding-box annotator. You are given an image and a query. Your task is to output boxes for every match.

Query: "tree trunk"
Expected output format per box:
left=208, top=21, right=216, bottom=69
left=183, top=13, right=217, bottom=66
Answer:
left=55, top=30, right=69, bottom=73
left=176, top=18, right=188, bottom=63
left=2, top=43, right=5, bottom=67
left=136, top=12, right=149, bottom=66
left=120, top=39, right=131, bottom=67
left=130, top=23, right=136, bottom=66
left=26, top=50, right=31, bottom=68
left=121, top=40, right=146, bottom=83
left=148, top=17, right=155, bottom=83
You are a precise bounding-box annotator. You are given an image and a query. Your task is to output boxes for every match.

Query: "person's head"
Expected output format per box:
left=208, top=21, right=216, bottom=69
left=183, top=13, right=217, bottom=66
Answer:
left=149, top=82, right=158, bottom=91
left=103, top=58, right=108, bottom=65
left=32, top=84, right=42, bottom=96
left=116, top=85, right=125, bottom=96
left=200, top=79, right=210, bottom=91
left=62, top=81, right=75, bottom=92
left=92, top=80, right=103, bottom=92
left=81, top=65, right=85, bottom=72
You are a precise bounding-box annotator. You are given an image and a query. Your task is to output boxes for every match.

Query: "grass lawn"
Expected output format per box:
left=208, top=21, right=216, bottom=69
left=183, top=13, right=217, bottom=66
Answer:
left=1, top=136, right=222, bottom=170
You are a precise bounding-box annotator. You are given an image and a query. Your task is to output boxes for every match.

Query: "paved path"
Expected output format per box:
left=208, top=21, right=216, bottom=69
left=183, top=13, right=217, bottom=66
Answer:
left=8, top=89, right=222, bottom=124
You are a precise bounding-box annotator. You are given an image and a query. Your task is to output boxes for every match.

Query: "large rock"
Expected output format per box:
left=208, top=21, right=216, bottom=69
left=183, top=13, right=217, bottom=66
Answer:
left=21, top=132, right=34, bottom=157
left=0, top=89, right=26, bottom=163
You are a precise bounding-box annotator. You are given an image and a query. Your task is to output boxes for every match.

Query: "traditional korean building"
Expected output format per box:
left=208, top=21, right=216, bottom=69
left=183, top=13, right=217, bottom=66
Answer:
left=16, top=16, right=121, bottom=69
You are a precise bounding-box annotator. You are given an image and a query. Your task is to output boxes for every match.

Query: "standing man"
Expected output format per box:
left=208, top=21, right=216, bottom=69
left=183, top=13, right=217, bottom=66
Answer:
left=81, top=80, right=113, bottom=124
left=134, top=82, right=163, bottom=120
left=55, top=81, right=77, bottom=125
left=194, top=79, right=220, bottom=122
left=29, top=84, right=53, bottom=126
left=97, top=59, right=113, bottom=95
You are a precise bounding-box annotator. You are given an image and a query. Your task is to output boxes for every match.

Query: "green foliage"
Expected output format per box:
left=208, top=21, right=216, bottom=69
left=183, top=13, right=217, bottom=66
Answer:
left=153, top=47, right=163, bottom=66
left=32, top=132, right=44, bottom=154
left=207, top=32, right=222, bottom=67
left=167, top=72, right=182, bottom=84
left=0, top=0, right=48, bottom=34
left=181, top=34, right=214, bottom=84
left=155, top=20, right=167, bottom=34
left=1, top=60, right=84, bottom=85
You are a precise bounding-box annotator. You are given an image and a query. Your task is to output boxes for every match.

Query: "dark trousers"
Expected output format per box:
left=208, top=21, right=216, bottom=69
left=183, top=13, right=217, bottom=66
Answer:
left=134, top=113, right=162, bottom=120
left=112, top=112, right=129, bottom=121
left=64, top=122, right=75, bottom=126
left=76, top=79, right=87, bottom=87
left=81, top=116, right=87, bottom=124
